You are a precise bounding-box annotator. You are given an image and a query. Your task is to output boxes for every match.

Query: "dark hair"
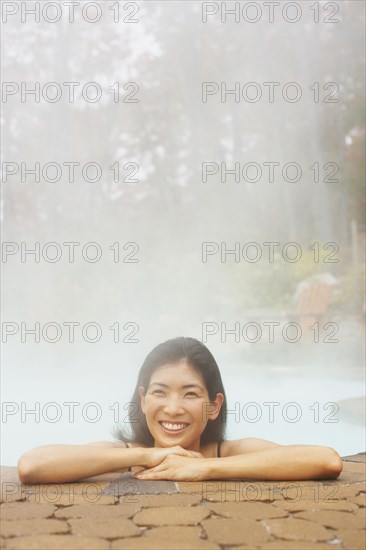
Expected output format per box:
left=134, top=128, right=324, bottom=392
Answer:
left=113, top=337, right=227, bottom=447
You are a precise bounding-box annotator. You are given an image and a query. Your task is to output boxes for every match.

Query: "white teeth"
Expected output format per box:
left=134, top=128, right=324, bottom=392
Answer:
left=160, top=422, right=188, bottom=431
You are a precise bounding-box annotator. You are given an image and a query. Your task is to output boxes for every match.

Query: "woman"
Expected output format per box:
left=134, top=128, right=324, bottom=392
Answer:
left=17, top=337, right=343, bottom=484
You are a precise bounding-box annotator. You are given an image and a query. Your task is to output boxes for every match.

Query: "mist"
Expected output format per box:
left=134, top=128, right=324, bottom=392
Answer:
left=1, top=0, right=365, bottom=465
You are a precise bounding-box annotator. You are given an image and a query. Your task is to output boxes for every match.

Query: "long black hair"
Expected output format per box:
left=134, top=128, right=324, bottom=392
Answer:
left=113, top=337, right=227, bottom=447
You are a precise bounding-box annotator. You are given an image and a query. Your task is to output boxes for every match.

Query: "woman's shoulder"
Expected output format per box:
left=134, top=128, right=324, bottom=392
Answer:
left=215, top=438, right=282, bottom=457
left=125, top=441, right=148, bottom=449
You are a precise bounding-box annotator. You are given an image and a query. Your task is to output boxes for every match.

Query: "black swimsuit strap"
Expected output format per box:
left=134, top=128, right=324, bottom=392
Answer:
left=125, top=442, right=131, bottom=471
left=217, top=440, right=223, bottom=458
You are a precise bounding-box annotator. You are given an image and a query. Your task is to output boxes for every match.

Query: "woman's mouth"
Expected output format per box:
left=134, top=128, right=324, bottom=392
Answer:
left=158, top=421, right=190, bottom=434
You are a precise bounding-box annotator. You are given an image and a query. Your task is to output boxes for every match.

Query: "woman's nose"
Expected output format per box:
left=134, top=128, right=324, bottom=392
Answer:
left=162, top=397, right=185, bottom=415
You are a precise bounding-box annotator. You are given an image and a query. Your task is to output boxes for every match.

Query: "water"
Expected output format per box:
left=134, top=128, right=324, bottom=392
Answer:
left=222, top=367, right=365, bottom=455
left=2, top=361, right=364, bottom=466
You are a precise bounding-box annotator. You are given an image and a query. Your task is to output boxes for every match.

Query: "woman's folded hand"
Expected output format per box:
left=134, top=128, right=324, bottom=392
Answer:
left=133, top=454, right=207, bottom=482
left=142, top=445, right=204, bottom=469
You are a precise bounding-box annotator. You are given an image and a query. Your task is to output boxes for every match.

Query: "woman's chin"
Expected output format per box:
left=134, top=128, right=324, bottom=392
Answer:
left=153, top=432, right=189, bottom=447
left=155, top=434, right=186, bottom=445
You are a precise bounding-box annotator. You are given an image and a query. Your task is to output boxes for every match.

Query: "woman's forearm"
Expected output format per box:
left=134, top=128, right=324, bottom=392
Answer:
left=204, top=445, right=343, bottom=481
left=17, top=445, right=147, bottom=484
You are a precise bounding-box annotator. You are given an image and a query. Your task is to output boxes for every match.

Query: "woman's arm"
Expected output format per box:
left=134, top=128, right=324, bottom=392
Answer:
left=205, top=444, right=343, bottom=481
left=17, top=442, right=204, bottom=484
left=17, top=442, right=146, bottom=484
left=132, top=439, right=343, bottom=482
left=133, top=443, right=343, bottom=482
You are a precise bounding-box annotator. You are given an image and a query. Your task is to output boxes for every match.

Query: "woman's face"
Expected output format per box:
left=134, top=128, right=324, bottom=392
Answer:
left=139, top=360, right=224, bottom=451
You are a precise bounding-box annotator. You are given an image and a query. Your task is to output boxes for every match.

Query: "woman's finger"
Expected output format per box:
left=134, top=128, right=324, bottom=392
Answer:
left=131, top=466, right=146, bottom=474
left=184, top=451, right=199, bottom=459
left=133, top=463, right=165, bottom=476
left=134, top=469, right=167, bottom=480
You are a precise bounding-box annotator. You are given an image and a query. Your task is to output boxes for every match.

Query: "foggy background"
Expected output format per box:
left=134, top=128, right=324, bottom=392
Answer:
left=1, top=0, right=365, bottom=465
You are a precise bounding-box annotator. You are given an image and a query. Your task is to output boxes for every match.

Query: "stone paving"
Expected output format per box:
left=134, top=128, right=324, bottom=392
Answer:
left=0, top=454, right=365, bottom=549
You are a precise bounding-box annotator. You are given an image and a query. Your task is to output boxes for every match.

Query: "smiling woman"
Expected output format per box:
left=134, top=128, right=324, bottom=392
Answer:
left=17, top=337, right=343, bottom=484
left=116, top=336, right=227, bottom=451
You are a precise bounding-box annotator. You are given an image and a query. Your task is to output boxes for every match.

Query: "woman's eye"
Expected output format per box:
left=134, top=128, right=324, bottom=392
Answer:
left=186, top=392, right=198, bottom=397
left=153, top=390, right=164, bottom=396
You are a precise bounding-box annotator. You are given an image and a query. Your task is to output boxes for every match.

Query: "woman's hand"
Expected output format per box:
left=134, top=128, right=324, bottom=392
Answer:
left=143, top=445, right=204, bottom=469
left=132, top=454, right=208, bottom=481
